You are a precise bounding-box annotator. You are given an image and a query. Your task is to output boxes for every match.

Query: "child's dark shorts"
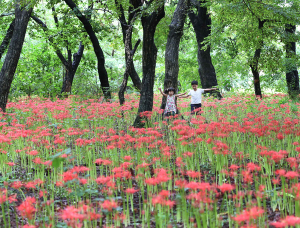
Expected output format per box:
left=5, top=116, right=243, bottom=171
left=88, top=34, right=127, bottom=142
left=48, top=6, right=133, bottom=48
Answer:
left=165, top=111, right=175, bottom=117
left=191, top=103, right=202, bottom=114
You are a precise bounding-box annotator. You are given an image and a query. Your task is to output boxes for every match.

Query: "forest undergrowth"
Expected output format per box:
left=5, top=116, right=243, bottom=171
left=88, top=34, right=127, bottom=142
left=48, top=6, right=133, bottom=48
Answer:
left=0, top=94, right=300, bottom=228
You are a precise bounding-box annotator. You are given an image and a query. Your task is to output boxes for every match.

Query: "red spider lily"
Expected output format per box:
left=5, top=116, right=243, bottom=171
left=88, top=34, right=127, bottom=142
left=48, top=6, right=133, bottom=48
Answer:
left=39, top=190, right=47, bottom=198
left=69, top=166, right=90, bottom=173
left=275, top=169, right=286, bottom=176
left=242, top=170, right=253, bottom=184
left=101, top=199, right=118, bottom=211
left=27, top=150, right=39, bottom=156
left=62, top=171, right=78, bottom=182
left=151, top=195, right=175, bottom=208
left=94, top=158, right=112, bottom=166
left=95, top=176, right=112, bottom=185
left=6, top=162, right=15, bottom=166
left=123, top=155, right=132, bottom=161
left=233, top=207, right=264, bottom=223
left=10, top=181, right=22, bottom=189
left=270, top=215, right=300, bottom=227
left=17, top=197, right=36, bottom=220
left=186, top=170, right=201, bottom=179
left=175, top=179, right=188, bottom=188
left=285, top=171, right=299, bottom=179
left=246, top=163, right=261, bottom=172
left=125, top=188, right=139, bottom=194
left=22, top=225, right=36, bottom=228
left=219, top=183, right=235, bottom=193
left=276, top=133, right=284, bottom=140
left=229, top=164, right=239, bottom=170
left=159, top=190, right=170, bottom=198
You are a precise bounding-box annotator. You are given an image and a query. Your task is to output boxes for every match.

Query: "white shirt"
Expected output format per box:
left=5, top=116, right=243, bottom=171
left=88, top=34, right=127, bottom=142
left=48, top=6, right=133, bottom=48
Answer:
left=188, top=89, right=204, bottom=104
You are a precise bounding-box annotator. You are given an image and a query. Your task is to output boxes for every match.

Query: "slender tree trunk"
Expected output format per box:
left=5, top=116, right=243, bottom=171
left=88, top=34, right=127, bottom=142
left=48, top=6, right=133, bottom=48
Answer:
left=161, top=0, right=189, bottom=110
left=119, top=25, right=141, bottom=105
left=133, top=2, right=165, bottom=128
left=0, top=2, right=32, bottom=112
left=249, top=19, right=265, bottom=99
left=0, top=19, right=15, bottom=60
left=285, top=23, right=299, bottom=98
left=61, top=42, right=84, bottom=93
left=188, top=0, right=221, bottom=98
left=116, top=0, right=142, bottom=91
left=64, top=0, right=111, bottom=99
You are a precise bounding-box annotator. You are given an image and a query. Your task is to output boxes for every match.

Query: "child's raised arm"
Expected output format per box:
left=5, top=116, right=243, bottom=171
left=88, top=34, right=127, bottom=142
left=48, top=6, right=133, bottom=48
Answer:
left=158, top=88, right=168, bottom=97
left=175, top=92, right=187, bottom=97
left=178, top=93, right=190, bottom=98
left=203, top=88, right=218, bottom=92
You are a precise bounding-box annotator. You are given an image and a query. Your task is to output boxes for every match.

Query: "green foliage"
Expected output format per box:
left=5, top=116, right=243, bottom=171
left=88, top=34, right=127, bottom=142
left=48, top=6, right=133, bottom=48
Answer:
left=0, top=0, right=299, bottom=99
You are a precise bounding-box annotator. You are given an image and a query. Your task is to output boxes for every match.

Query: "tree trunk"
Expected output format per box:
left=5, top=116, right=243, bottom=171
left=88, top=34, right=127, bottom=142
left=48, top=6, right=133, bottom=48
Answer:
left=249, top=19, right=265, bottom=99
left=161, top=0, right=189, bottom=110
left=0, top=2, right=32, bottom=112
left=31, top=15, right=84, bottom=96
left=116, top=0, right=142, bottom=92
left=285, top=23, right=299, bottom=99
left=64, top=0, right=111, bottom=99
left=61, top=42, right=84, bottom=93
left=119, top=25, right=141, bottom=105
left=188, top=0, right=221, bottom=98
left=0, top=19, right=15, bottom=60
left=133, top=2, right=165, bottom=128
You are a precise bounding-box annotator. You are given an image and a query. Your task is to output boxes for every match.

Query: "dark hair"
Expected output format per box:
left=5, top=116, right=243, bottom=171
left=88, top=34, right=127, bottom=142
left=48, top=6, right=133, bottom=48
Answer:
left=167, top=87, right=175, bottom=93
left=191, top=81, right=198, bottom=85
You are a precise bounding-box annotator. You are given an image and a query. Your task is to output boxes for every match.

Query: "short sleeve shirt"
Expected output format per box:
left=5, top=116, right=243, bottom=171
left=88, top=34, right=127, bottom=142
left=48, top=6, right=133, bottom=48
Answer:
left=188, top=89, right=204, bottom=104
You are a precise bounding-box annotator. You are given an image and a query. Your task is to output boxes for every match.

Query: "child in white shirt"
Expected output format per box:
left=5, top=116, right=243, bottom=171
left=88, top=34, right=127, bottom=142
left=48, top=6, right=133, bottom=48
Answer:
left=179, top=80, right=217, bottom=115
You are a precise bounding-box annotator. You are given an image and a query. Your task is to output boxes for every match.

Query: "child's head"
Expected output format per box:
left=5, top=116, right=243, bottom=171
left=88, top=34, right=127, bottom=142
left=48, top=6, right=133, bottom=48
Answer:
left=167, top=87, right=175, bottom=95
left=191, top=81, right=198, bottom=90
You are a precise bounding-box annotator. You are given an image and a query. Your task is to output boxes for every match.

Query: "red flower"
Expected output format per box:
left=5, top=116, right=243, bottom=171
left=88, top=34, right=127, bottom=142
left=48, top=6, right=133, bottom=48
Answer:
left=219, top=183, right=235, bottom=193
left=101, top=200, right=117, bottom=211
left=125, top=188, right=139, bottom=194
left=285, top=171, right=299, bottom=179
left=17, top=197, right=36, bottom=220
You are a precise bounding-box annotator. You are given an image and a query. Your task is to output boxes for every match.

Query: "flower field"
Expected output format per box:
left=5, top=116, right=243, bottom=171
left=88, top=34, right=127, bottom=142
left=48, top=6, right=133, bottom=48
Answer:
left=1, top=94, right=300, bottom=228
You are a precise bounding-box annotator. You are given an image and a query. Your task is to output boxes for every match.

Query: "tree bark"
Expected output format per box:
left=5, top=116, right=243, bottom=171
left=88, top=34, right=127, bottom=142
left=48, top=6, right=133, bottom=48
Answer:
left=119, top=25, right=141, bottom=105
left=0, top=1, right=32, bottom=112
left=61, top=42, right=84, bottom=93
left=285, top=23, right=299, bottom=98
left=0, top=19, right=15, bottom=60
left=31, top=15, right=85, bottom=95
left=161, top=0, right=189, bottom=110
left=188, top=0, right=221, bottom=98
left=249, top=19, right=265, bottom=99
left=116, top=0, right=142, bottom=92
left=133, top=2, right=165, bottom=128
left=63, top=0, right=111, bottom=99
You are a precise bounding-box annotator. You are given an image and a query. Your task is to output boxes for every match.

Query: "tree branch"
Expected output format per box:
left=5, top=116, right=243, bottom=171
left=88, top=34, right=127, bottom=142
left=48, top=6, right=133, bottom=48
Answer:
left=31, top=15, right=69, bottom=68
left=0, top=12, right=14, bottom=17
left=0, top=19, right=15, bottom=60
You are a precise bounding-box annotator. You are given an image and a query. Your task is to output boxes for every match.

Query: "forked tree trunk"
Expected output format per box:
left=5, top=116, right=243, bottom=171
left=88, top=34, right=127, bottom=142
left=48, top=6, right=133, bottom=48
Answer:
left=0, top=19, right=15, bottom=60
left=133, top=2, right=165, bottom=128
left=119, top=25, right=141, bottom=105
left=0, top=1, right=32, bottom=112
left=31, top=15, right=84, bottom=95
left=61, top=42, right=84, bottom=93
left=64, top=0, right=111, bottom=99
left=249, top=19, right=265, bottom=99
left=188, top=0, right=221, bottom=98
left=116, top=0, right=142, bottom=91
left=161, top=0, right=189, bottom=110
left=285, top=23, right=299, bottom=98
